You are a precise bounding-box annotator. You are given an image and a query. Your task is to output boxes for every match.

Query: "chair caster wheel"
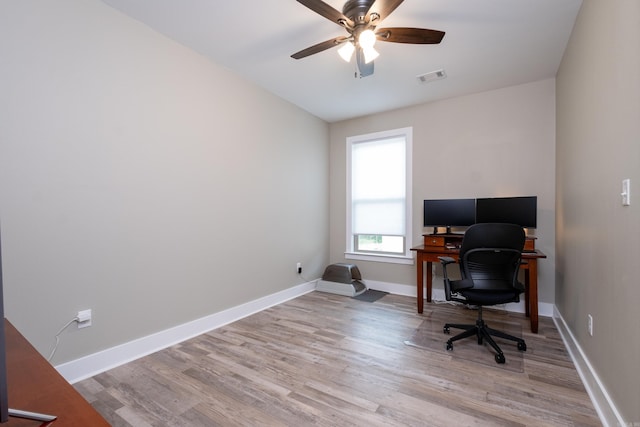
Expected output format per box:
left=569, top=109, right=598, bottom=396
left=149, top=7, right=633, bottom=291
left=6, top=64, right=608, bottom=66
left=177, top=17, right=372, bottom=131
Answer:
left=517, top=342, right=527, bottom=351
left=446, top=342, right=453, bottom=351
left=443, top=326, right=450, bottom=334
left=495, top=353, right=506, bottom=364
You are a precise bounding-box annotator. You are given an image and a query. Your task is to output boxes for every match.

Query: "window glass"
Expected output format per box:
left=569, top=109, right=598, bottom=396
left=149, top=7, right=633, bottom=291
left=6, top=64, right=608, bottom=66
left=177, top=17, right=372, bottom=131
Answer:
left=346, top=128, right=412, bottom=262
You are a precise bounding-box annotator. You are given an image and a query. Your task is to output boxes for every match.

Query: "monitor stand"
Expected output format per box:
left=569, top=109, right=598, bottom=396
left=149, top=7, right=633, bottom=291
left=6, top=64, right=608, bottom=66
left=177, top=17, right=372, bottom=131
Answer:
left=9, top=408, right=57, bottom=423
left=432, top=226, right=463, bottom=235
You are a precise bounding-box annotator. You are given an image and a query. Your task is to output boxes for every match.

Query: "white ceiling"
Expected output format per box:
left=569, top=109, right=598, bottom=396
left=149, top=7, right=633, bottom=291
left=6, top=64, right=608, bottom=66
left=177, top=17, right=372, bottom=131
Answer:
left=99, top=0, right=582, bottom=123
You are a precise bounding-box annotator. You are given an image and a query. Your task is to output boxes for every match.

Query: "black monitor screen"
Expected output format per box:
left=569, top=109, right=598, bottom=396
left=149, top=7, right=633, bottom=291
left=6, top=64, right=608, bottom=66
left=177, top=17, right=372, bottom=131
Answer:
left=423, top=199, right=476, bottom=227
left=475, top=196, right=537, bottom=228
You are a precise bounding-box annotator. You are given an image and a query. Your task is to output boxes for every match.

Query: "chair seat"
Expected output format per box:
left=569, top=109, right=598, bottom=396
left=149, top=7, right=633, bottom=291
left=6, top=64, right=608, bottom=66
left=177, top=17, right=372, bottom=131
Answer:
left=458, top=289, right=520, bottom=305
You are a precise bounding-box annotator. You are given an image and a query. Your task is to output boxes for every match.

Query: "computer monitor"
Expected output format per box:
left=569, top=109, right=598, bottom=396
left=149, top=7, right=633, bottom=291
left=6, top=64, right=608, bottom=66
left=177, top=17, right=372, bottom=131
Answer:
left=423, top=198, right=476, bottom=234
left=475, top=196, right=537, bottom=228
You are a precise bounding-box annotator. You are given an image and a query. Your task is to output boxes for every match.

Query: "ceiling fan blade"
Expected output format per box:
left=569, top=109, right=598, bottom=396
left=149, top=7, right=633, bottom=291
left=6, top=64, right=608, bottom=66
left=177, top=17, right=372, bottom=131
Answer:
left=296, top=0, right=354, bottom=28
left=376, top=27, right=445, bottom=44
left=368, top=0, right=405, bottom=22
left=291, top=36, right=349, bottom=59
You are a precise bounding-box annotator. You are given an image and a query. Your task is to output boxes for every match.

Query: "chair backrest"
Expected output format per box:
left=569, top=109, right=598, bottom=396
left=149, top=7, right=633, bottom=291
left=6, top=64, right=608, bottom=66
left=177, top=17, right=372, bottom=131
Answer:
left=459, top=223, right=525, bottom=292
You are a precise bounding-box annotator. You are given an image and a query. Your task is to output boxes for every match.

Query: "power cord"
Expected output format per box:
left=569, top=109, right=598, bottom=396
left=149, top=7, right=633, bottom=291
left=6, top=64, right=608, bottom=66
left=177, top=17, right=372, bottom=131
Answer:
left=429, top=298, right=461, bottom=306
left=297, top=272, right=311, bottom=283
left=47, top=316, right=79, bottom=361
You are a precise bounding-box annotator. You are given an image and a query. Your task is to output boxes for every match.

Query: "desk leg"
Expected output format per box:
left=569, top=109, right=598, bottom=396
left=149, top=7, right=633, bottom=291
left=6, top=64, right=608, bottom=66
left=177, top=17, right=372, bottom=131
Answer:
left=524, top=269, right=530, bottom=318
left=416, top=254, right=424, bottom=313
left=426, top=261, right=433, bottom=303
left=528, top=260, right=539, bottom=333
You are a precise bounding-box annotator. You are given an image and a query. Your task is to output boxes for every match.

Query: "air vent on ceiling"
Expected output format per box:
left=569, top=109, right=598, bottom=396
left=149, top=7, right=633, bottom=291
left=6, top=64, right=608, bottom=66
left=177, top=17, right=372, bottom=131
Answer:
left=417, top=69, right=446, bottom=84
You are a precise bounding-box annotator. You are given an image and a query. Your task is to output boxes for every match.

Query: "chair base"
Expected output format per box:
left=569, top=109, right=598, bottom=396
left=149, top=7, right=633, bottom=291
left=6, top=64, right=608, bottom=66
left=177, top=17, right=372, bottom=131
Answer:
left=444, top=308, right=526, bottom=364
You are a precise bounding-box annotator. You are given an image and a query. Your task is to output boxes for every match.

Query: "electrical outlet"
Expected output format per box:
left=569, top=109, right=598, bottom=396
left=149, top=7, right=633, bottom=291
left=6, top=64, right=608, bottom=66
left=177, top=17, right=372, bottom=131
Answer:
left=296, top=262, right=302, bottom=274
left=587, top=314, right=593, bottom=336
left=77, top=309, right=92, bottom=329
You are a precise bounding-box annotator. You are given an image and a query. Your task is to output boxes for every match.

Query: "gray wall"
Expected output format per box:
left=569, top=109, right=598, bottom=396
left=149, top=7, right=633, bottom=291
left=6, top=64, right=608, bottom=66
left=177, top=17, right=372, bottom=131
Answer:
left=0, top=0, right=329, bottom=364
left=556, top=0, right=640, bottom=422
left=329, top=79, right=557, bottom=302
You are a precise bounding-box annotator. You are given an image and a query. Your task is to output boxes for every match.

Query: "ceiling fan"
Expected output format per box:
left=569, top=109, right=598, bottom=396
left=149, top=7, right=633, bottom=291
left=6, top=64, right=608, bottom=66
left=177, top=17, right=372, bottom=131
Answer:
left=291, top=0, right=445, bottom=77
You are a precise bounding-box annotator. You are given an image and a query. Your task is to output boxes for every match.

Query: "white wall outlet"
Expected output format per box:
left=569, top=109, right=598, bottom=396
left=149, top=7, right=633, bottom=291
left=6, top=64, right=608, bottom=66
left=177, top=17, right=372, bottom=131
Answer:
left=587, top=314, right=593, bottom=336
left=77, top=309, right=92, bottom=329
left=296, top=262, right=302, bottom=274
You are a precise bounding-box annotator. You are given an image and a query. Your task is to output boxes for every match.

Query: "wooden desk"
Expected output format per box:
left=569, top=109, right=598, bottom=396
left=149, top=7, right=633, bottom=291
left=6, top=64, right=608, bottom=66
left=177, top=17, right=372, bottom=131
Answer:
left=4, top=319, right=109, bottom=426
left=411, top=235, right=546, bottom=333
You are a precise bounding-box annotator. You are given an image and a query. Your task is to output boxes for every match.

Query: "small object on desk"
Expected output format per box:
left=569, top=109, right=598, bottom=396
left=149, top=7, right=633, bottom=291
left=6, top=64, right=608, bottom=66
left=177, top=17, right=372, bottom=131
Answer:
left=8, top=408, right=56, bottom=423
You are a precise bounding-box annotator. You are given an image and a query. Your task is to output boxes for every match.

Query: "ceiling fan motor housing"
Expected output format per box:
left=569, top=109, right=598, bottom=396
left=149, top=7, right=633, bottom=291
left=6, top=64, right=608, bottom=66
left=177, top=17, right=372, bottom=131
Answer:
left=342, top=0, right=377, bottom=27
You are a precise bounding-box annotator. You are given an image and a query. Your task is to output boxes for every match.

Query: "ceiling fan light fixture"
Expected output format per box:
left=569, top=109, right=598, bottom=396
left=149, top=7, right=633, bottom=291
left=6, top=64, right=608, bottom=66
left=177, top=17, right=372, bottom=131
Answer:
left=358, top=29, right=377, bottom=49
left=362, top=46, right=379, bottom=64
left=338, top=41, right=355, bottom=62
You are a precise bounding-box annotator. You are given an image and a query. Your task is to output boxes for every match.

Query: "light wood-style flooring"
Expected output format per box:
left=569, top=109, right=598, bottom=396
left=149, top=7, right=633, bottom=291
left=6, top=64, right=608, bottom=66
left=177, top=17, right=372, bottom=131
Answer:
left=74, top=291, right=601, bottom=426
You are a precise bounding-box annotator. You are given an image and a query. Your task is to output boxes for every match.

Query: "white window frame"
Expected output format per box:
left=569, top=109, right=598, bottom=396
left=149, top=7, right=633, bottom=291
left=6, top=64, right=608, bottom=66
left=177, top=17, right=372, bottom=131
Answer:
left=345, top=127, right=413, bottom=265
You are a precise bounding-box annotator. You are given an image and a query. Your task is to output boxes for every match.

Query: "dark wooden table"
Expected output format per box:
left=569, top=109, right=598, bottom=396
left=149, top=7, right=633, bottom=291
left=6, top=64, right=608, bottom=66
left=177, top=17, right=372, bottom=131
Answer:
left=4, top=319, right=109, bottom=426
left=411, top=245, right=547, bottom=333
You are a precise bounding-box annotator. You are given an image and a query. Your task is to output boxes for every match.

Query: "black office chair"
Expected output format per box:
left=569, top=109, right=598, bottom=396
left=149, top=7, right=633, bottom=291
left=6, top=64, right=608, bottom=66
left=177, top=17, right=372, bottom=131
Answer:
left=439, top=223, right=527, bottom=364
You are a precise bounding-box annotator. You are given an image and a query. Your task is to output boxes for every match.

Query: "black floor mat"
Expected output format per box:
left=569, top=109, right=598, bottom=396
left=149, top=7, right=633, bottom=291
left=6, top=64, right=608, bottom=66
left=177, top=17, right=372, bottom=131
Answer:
left=352, top=289, right=388, bottom=302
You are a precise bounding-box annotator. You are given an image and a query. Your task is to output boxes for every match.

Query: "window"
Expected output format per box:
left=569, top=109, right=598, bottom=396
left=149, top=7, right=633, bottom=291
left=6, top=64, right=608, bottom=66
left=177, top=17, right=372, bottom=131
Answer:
left=346, top=127, right=412, bottom=264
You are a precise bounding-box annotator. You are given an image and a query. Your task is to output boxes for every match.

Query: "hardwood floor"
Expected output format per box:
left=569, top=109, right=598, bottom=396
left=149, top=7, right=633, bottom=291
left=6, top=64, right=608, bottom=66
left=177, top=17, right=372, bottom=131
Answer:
left=74, top=291, right=601, bottom=426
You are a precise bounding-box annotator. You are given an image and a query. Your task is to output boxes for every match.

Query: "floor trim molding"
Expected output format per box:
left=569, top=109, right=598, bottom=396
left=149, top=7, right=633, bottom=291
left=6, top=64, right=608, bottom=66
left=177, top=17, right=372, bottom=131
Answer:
left=57, top=277, right=576, bottom=402
left=363, top=279, right=555, bottom=317
left=57, top=280, right=317, bottom=384
left=553, top=306, right=625, bottom=427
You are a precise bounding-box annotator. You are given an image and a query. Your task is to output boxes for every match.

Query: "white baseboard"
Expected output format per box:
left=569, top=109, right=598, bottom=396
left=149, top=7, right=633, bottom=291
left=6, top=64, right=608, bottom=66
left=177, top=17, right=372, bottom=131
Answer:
left=364, top=279, right=415, bottom=297
left=57, top=280, right=317, bottom=384
left=553, top=307, right=625, bottom=427
left=56, top=276, right=572, bottom=404
left=363, top=279, right=555, bottom=317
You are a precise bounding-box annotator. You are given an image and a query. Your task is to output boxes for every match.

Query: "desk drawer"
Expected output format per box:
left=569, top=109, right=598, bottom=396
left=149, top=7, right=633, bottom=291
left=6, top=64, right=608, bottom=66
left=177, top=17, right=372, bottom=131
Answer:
left=425, top=236, right=445, bottom=247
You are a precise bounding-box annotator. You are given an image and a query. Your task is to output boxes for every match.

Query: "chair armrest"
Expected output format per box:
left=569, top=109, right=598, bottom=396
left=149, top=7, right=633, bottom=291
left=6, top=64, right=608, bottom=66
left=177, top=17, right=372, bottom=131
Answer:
left=438, top=256, right=456, bottom=265
left=438, top=256, right=456, bottom=280
left=438, top=256, right=458, bottom=301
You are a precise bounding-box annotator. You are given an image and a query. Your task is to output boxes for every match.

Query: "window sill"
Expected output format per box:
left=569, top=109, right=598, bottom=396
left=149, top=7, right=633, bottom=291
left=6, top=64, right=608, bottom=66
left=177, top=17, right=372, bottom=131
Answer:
left=344, top=252, right=414, bottom=265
